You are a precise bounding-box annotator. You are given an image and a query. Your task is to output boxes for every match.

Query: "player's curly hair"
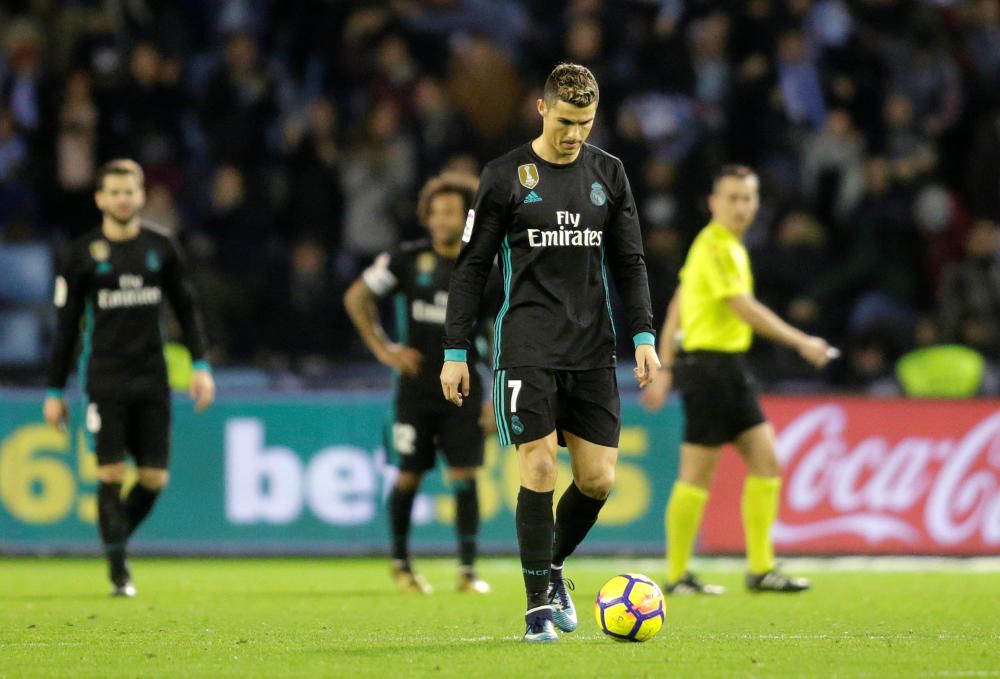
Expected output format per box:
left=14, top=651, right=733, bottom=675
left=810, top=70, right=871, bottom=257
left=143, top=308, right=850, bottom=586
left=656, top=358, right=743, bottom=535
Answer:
left=417, top=172, right=480, bottom=226
left=96, top=158, right=145, bottom=190
left=543, top=63, right=599, bottom=108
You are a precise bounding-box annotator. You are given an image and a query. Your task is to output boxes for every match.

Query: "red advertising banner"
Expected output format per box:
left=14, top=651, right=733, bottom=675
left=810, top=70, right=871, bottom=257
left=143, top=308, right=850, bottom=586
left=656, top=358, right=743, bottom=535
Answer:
left=700, top=397, right=1000, bottom=555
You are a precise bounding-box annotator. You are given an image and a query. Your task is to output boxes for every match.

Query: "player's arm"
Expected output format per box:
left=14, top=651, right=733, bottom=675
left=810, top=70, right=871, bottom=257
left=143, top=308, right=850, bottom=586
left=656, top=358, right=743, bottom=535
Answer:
left=726, top=294, right=837, bottom=368
left=640, top=288, right=679, bottom=412
left=163, top=237, right=215, bottom=411
left=343, top=253, right=421, bottom=377
left=606, top=161, right=659, bottom=388
left=441, top=164, right=506, bottom=406
left=44, top=247, right=87, bottom=430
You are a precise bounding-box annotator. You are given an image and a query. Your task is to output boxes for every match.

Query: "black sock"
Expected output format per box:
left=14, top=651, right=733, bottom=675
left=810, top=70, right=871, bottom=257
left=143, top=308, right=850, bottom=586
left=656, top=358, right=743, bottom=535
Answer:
left=388, top=485, right=417, bottom=564
left=454, top=478, right=479, bottom=569
left=97, top=482, right=128, bottom=584
left=125, top=484, right=160, bottom=538
left=552, top=482, right=607, bottom=568
left=516, top=486, right=554, bottom=609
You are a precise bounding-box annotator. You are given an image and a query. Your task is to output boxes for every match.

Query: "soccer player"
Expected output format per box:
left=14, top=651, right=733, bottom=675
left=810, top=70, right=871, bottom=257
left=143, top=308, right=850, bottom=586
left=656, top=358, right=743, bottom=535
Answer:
left=641, top=165, right=837, bottom=595
left=441, top=63, right=660, bottom=642
left=43, top=159, right=215, bottom=597
left=344, top=172, right=493, bottom=595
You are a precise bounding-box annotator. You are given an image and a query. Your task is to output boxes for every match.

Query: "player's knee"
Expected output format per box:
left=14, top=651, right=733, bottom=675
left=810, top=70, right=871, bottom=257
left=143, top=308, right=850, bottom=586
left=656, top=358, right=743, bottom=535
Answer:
left=577, top=468, right=615, bottom=500
left=396, top=471, right=422, bottom=491
left=522, top=456, right=557, bottom=486
left=138, top=468, right=169, bottom=491
left=96, top=463, right=126, bottom=484
left=448, top=467, right=477, bottom=483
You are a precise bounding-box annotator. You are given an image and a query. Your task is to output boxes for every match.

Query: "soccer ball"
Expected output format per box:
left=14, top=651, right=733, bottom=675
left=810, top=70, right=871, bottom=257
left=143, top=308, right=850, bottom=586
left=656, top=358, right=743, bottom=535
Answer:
left=594, top=573, right=666, bottom=642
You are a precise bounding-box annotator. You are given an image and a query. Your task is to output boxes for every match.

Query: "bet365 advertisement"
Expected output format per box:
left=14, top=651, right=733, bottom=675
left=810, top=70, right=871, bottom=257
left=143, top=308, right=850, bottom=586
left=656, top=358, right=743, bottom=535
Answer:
left=2, top=392, right=998, bottom=555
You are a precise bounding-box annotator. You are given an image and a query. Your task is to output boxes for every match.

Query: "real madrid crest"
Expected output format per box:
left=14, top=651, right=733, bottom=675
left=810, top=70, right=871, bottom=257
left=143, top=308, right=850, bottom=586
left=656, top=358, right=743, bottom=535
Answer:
left=518, top=163, right=539, bottom=189
left=89, top=240, right=110, bottom=262
left=590, top=182, right=607, bottom=206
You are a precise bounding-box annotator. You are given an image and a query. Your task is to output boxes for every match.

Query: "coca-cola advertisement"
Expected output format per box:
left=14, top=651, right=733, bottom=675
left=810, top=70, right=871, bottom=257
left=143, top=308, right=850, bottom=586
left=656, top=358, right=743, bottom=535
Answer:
left=699, top=397, right=1000, bottom=555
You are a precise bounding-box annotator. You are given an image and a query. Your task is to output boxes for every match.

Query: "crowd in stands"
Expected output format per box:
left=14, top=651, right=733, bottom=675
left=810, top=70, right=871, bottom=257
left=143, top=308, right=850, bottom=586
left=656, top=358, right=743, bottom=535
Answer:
left=2, top=0, right=1000, bottom=393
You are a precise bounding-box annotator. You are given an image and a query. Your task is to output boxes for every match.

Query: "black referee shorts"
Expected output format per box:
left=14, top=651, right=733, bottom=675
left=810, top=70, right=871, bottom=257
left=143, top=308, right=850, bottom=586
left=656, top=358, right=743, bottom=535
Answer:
left=493, top=366, right=621, bottom=448
left=85, top=391, right=172, bottom=469
left=677, top=351, right=766, bottom=447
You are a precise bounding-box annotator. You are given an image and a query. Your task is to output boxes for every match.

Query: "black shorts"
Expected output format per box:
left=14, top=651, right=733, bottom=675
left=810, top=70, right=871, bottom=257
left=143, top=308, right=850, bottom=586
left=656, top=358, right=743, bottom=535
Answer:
left=493, top=367, right=620, bottom=448
left=388, top=396, right=485, bottom=473
left=84, top=392, right=172, bottom=469
left=677, top=351, right=766, bottom=447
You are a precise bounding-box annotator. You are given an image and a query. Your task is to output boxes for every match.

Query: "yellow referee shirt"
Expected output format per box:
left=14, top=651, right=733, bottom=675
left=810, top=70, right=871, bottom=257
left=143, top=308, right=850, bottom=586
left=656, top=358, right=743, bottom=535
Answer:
left=679, top=221, right=754, bottom=352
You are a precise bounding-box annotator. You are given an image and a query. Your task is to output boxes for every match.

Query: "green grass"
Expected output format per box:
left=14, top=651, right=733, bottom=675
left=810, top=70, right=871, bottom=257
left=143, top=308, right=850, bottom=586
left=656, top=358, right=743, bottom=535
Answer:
left=0, top=557, right=997, bottom=678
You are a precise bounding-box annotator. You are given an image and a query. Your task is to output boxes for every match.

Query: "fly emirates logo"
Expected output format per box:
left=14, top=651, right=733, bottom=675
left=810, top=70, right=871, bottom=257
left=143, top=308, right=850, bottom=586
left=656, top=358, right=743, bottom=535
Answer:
left=527, top=211, right=603, bottom=248
left=97, top=274, right=162, bottom=310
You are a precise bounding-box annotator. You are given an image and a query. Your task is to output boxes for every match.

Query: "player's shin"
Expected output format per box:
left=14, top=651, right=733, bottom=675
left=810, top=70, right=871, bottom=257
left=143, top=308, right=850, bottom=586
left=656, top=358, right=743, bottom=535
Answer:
left=666, top=481, right=709, bottom=583
left=742, top=475, right=781, bottom=575
left=551, top=481, right=606, bottom=569
left=97, top=482, right=129, bottom=585
left=516, top=487, right=554, bottom=609
left=388, top=485, right=417, bottom=566
left=454, top=478, right=479, bottom=569
left=124, top=484, right=160, bottom=538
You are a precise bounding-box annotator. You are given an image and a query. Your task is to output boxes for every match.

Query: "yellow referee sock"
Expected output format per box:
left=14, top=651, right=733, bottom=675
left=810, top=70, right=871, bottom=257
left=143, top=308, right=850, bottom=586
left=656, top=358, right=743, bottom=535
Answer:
left=742, top=475, right=781, bottom=575
left=665, top=481, right=709, bottom=584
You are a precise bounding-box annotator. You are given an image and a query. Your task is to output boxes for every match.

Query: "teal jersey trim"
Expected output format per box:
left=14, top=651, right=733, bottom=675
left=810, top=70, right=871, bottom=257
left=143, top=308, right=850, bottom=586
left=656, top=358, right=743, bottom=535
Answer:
left=192, top=359, right=212, bottom=372
left=45, top=388, right=64, bottom=399
left=78, top=299, right=95, bottom=451
left=494, top=369, right=511, bottom=446
left=444, top=349, right=468, bottom=362
left=633, top=332, right=655, bottom=348
left=600, top=245, right=616, bottom=341
left=492, top=235, right=513, bottom=369
left=393, top=294, right=409, bottom=344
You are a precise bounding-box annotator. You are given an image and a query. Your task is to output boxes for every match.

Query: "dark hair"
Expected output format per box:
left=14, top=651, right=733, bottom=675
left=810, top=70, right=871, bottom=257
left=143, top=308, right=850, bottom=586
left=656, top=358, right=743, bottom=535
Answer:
left=543, top=63, right=599, bottom=108
left=96, top=159, right=145, bottom=190
left=712, top=164, right=757, bottom=191
left=417, top=172, right=479, bottom=225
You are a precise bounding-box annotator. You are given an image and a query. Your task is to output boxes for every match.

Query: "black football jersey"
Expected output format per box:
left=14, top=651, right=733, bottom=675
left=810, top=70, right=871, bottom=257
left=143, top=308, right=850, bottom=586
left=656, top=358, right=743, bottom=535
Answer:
left=47, top=222, right=209, bottom=397
left=444, top=142, right=654, bottom=370
left=363, top=239, right=493, bottom=400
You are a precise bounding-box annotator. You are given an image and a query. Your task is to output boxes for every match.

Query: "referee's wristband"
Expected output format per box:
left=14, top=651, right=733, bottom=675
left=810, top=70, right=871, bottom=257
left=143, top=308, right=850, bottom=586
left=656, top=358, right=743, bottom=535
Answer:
left=633, top=332, right=655, bottom=348
left=443, top=349, right=468, bottom=363
left=45, top=388, right=64, bottom=400
left=192, top=359, right=212, bottom=373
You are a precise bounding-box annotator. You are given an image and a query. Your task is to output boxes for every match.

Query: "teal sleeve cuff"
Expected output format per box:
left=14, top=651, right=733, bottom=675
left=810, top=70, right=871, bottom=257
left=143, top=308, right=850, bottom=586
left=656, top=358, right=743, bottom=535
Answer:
left=192, top=360, right=212, bottom=373
left=45, top=388, right=64, bottom=399
left=633, top=332, right=655, bottom=348
left=444, top=349, right=468, bottom=363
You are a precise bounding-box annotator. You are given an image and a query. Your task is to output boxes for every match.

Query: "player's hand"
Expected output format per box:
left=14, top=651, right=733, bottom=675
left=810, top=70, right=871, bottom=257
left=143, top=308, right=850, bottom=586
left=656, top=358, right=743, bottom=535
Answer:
left=479, top=399, right=498, bottom=434
left=382, top=343, right=423, bottom=377
left=633, top=344, right=661, bottom=389
left=798, top=336, right=839, bottom=369
left=43, top=397, right=68, bottom=431
left=440, top=361, right=470, bottom=407
left=190, top=369, right=216, bottom=412
left=639, top=368, right=672, bottom=412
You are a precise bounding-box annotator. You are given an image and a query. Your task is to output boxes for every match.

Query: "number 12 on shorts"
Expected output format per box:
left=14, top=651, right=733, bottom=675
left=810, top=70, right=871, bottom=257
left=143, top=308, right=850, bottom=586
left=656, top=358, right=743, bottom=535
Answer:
left=508, top=379, right=522, bottom=413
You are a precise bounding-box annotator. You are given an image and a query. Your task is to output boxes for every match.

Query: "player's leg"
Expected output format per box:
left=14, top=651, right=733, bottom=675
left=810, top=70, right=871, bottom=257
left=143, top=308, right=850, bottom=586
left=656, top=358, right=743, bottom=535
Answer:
left=664, top=443, right=725, bottom=594
left=733, top=422, right=809, bottom=592
left=124, top=395, right=171, bottom=539
left=497, top=367, right=560, bottom=641
left=437, top=398, right=488, bottom=591
left=386, top=407, right=435, bottom=593
left=88, top=397, right=133, bottom=596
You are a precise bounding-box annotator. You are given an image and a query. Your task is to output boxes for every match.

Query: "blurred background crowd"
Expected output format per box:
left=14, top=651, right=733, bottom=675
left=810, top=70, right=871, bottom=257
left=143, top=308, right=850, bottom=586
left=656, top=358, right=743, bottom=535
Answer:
left=2, top=0, right=1000, bottom=394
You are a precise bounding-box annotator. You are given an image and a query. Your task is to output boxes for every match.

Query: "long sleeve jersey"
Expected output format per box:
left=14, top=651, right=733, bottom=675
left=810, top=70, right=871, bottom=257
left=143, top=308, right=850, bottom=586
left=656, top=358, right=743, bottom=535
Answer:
left=444, top=142, right=654, bottom=370
left=47, top=222, right=209, bottom=397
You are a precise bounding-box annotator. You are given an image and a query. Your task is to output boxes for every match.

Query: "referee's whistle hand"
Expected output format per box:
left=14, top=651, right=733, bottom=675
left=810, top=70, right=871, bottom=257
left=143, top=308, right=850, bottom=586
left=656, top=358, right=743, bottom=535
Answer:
left=799, top=336, right=836, bottom=369
left=633, top=345, right=661, bottom=389
left=440, top=361, right=470, bottom=407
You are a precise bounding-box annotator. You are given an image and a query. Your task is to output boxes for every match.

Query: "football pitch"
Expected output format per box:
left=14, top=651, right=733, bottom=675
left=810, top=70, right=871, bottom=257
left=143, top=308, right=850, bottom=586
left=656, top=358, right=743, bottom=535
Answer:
left=1, top=557, right=997, bottom=678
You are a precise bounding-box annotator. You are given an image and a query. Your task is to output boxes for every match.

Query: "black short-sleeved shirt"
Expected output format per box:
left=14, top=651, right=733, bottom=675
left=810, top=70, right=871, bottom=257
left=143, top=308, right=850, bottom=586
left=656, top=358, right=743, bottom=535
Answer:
left=363, top=239, right=493, bottom=401
left=444, top=142, right=654, bottom=370
left=46, top=223, right=209, bottom=397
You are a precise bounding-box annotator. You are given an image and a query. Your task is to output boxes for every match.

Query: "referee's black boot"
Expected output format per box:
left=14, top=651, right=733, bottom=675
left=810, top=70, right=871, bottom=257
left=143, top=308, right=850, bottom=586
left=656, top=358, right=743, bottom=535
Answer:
left=746, top=569, right=810, bottom=593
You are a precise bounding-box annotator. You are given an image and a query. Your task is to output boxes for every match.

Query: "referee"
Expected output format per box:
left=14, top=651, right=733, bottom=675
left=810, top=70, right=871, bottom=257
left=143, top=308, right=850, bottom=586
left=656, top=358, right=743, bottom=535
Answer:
left=641, top=165, right=836, bottom=594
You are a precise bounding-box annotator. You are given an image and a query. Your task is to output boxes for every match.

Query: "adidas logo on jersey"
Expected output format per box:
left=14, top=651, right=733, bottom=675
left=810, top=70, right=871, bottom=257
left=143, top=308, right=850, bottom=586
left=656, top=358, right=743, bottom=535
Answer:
left=523, top=191, right=543, bottom=204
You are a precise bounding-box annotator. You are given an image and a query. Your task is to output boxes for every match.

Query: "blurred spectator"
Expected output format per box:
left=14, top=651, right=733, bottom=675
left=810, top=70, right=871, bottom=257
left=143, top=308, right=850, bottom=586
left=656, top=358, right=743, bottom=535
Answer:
left=938, top=219, right=1000, bottom=357
left=52, top=69, right=99, bottom=235
left=801, top=109, right=865, bottom=225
